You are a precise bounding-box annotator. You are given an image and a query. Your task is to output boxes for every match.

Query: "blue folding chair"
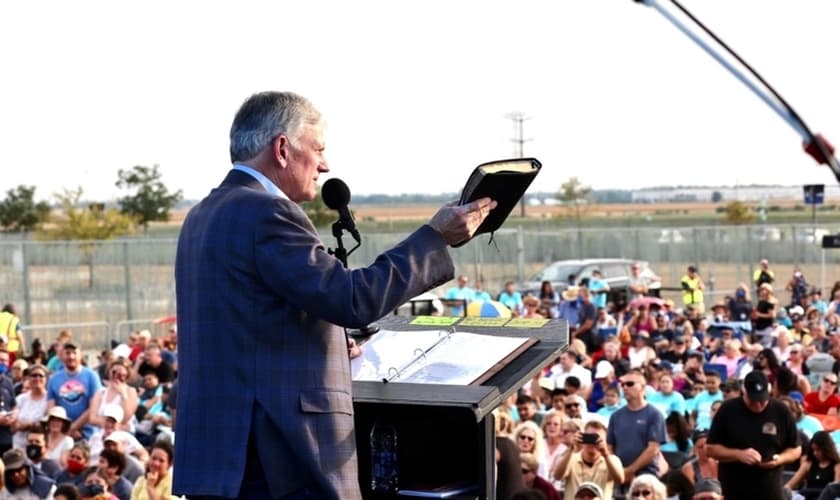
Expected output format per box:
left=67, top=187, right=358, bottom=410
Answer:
left=598, top=327, right=618, bottom=340
left=703, top=362, right=728, bottom=381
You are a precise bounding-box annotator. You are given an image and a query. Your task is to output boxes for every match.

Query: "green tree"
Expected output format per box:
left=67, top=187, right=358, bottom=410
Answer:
left=115, top=165, right=183, bottom=232
left=40, top=187, right=135, bottom=287
left=0, top=185, right=51, bottom=233
left=557, top=176, right=592, bottom=222
left=722, top=200, right=755, bottom=224
left=301, top=191, right=335, bottom=228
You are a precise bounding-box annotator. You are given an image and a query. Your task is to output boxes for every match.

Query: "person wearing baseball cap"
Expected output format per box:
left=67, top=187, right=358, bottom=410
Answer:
left=706, top=370, right=801, bottom=500
left=2, top=448, right=56, bottom=498
left=574, top=481, right=604, bottom=499
left=692, top=477, right=723, bottom=500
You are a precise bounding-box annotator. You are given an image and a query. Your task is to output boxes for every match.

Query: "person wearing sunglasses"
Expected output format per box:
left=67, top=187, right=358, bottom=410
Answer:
left=606, top=369, right=666, bottom=489
left=803, top=372, right=840, bottom=416
left=11, top=364, right=48, bottom=451
left=520, top=452, right=561, bottom=500
left=627, top=473, right=667, bottom=499
left=514, top=421, right=546, bottom=472
left=88, top=359, right=138, bottom=433
left=707, top=370, right=801, bottom=500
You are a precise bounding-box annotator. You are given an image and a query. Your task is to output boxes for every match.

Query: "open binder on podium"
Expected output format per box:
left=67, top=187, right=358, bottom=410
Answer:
left=351, top=328, right=538, bottom=385
left=352, top=316, right=567, bottom=500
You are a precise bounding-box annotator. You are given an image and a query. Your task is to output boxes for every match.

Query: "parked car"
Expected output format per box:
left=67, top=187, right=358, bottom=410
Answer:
left=518, top=258, right=661, bottom=310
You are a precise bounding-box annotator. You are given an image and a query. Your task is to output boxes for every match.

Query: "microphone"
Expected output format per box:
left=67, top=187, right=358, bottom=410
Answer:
left=322, top=178, right=361, bottom=243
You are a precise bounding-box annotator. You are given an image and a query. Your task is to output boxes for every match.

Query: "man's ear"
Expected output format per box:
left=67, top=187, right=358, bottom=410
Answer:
left=273, top=134, right=291, bottom=168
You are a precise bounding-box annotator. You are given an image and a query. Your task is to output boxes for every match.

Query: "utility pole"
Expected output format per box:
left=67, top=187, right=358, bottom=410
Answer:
left=505, top=111, right=532, bottom=217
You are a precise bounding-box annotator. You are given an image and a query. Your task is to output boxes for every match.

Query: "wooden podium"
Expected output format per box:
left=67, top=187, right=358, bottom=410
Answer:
left=352, top=315, right=568, bottom=499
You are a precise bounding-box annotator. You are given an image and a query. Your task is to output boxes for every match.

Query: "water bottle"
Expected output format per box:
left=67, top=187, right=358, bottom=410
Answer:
left=370, top=420, right=399, bottom=494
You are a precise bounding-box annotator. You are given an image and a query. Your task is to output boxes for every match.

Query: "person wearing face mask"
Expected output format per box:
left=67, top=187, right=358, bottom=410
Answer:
left=80, top=468, right=117, bottom=500
left=0, top=447, right=56, bottom=499
left=25, top=431, right=60, bottom=480
left=55, top=442, right=91, bottom=487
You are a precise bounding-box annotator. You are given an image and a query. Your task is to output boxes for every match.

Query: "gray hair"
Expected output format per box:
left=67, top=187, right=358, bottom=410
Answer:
left=629, top=474, right=668, bottom=500
left=229, top=91, right=322, bottom=163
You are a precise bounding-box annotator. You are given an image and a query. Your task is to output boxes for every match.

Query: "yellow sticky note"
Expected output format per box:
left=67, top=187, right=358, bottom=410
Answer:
left=410, top=316, right=460, bottom=326
left=458, top=317, right=510, bottom=327
left=505, top=318, right=549, bottom=328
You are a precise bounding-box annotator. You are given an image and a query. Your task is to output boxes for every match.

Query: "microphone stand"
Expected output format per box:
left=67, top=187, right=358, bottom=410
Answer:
left=329, top=219, right=351, bottom=268
left=327, top=219, right=379, bottom=339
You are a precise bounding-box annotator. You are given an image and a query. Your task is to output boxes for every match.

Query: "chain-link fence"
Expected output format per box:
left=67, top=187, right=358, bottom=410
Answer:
left=1, top=222, right=838, bottom=334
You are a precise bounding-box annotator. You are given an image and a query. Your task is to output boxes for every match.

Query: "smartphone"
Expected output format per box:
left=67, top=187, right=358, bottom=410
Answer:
left=581, top=432, right=599, bottom=445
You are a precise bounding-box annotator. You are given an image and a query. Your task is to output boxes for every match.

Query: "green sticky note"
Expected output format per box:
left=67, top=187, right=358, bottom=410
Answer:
left=458, top=317, right=510, bottom=327
left=410, top=316, right=460, bottom=326
left=505, top=318, right=549, bottom=328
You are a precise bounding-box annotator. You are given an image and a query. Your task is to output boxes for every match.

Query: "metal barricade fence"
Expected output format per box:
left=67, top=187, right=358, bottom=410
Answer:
left=113, top=318, right=164, bottom=345
left=21, top=321, right=111, bottom=367
left=2, top=222, right=840, bottom=325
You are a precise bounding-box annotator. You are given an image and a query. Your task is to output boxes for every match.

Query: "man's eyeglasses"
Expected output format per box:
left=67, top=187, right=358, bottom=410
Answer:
left=631, top=490, right=652, bottom=498
left=521, top=468, right=532, bottom=474
left=28, top=373, right=45, bottom=379
left=825, top=378, right=838, bottom=385
left=621, top=381, right=636, bottom=388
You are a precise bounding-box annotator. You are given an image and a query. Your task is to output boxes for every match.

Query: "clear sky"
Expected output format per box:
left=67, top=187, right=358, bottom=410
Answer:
left=2, top=1, right=839, bottom=202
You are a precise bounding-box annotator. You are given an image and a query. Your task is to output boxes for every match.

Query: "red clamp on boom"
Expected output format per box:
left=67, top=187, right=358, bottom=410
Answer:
left=803, top=134, right=835, bottom=164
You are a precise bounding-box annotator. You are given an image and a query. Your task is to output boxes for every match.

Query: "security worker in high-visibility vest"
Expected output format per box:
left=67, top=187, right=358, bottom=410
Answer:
left=680, top=265, right=706, bottom=313
left=0, top=304, right=24, bottom=358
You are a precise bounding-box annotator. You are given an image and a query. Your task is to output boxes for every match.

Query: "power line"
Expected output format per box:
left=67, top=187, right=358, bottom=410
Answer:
left=504, top=111, right=533, bottom=217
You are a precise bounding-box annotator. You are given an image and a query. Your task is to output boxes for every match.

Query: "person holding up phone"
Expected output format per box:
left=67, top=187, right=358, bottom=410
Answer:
left=552, top=420, right=624, bottom=500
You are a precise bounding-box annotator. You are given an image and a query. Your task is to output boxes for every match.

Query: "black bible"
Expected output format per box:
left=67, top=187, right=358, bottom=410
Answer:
left=454, top=157, right=541, bottom=247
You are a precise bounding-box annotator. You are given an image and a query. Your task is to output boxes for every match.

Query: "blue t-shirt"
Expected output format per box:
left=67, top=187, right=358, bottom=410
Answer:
left=607, top=404, right=666, bottom=477
left=648, top=391, right=687, bottom=418
left=687, top=390, right=723, bottom=430
left=444, top=286, right=475, bottom=315
left=498, top=291, right=523, bottom=313
left=596, top=404, right=623, bottom=420
left=47, top=367, right=102, bottom=439
left=589, top=278, right=609, bottom=309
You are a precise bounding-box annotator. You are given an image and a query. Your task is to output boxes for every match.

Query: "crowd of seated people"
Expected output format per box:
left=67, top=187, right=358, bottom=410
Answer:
left=0, top=326, right=179, bottom=499
left=482, top=264, right=840, bottom=500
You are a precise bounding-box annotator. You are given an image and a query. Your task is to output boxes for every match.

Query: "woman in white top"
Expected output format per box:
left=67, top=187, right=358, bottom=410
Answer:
left=10, top=364, right=49, bottom=450
left=88, top=359, right=138, bottom=431
left=773, top=327, right=794, bottom=363
left=628, top=332, right=656, bottom=369
left=540, top=411, right=565, bottom=481
left=43, top=406, right=74, bottom=467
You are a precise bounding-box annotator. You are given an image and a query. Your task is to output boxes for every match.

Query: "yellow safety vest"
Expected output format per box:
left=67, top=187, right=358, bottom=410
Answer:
left=0, top=312, right=21, bottom=353
left=681, top=275, right=704, bottom=306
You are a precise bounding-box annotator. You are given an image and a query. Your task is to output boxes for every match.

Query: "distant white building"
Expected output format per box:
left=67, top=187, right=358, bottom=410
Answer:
left=630, top=185, right=840, bottom=203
